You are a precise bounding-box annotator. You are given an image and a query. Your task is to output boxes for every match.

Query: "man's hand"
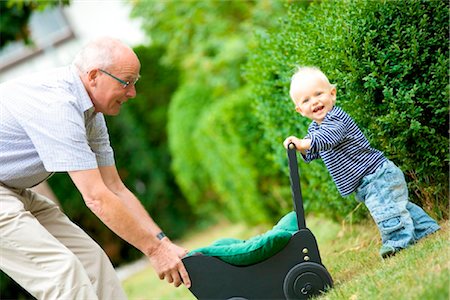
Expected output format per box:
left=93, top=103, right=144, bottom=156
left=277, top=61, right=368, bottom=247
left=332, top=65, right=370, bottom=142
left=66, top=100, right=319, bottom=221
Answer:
left=147, top=239, right=191, bottom=288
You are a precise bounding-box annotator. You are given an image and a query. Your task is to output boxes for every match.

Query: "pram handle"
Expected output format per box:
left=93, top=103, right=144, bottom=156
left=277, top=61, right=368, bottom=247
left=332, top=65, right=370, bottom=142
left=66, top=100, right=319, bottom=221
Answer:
left=287, top=143, right=307, bottom=230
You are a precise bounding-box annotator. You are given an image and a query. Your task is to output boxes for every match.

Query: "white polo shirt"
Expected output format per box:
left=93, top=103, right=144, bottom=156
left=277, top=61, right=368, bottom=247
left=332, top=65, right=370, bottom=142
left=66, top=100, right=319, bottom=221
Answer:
left=0, top=65, right=115, bottom=188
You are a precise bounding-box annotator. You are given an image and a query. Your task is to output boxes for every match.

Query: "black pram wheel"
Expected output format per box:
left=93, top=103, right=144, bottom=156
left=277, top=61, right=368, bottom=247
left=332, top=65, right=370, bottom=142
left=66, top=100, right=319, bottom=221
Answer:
left=283, top=262, right=333, bottom=300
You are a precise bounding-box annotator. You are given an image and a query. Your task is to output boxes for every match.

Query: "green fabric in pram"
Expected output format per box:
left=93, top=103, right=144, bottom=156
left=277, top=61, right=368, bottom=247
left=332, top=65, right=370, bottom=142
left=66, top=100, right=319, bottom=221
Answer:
left=188, top=211, right=298, bottom=266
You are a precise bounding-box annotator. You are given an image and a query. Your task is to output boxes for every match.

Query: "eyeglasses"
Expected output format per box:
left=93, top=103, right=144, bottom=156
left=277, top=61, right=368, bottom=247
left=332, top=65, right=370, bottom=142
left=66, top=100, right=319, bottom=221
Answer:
left=99, top=69, right=139, bottom=89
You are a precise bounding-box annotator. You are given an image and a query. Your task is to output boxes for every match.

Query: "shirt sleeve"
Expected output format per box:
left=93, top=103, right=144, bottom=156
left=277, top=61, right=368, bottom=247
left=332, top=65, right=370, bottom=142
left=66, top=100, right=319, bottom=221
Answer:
left=86, top=113, right=115, bottom=167
left=19, top=94, right=99, bottom=172
left=301, top=132, right=320, bottom=162
left=308, top=114, right=348, bottom=153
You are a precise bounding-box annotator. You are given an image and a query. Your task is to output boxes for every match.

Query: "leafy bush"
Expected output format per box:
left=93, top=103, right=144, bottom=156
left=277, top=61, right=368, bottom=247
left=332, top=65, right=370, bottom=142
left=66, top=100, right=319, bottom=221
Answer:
left=167, top=81, right=218, bottom=219
left=194, top=87, right=281, bottom=224
left=135, top=0, right=448, bottom=224
left=133, top=1, right=290, bottom=223
left=345, top=0, right=449, bottom=218
left=245, top=0, right=449, bottom=220
left=245, top=0, right=362, bottom=220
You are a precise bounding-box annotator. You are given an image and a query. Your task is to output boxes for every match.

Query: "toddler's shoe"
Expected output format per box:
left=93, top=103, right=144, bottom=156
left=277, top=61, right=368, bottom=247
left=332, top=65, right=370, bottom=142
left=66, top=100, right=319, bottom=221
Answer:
left=379, top=245, right=396, bottom=259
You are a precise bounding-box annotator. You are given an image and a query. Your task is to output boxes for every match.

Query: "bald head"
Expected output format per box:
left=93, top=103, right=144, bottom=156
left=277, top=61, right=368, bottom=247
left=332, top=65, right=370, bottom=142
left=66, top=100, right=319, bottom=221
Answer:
left=73, top=37, right=141, bottom=116
left=73, top=37, right=140, bottom=73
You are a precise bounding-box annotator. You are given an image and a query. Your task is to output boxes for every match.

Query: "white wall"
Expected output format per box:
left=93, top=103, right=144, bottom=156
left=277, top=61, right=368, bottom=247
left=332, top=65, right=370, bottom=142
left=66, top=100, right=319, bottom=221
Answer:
left=0, top=0, right=148, bottom=81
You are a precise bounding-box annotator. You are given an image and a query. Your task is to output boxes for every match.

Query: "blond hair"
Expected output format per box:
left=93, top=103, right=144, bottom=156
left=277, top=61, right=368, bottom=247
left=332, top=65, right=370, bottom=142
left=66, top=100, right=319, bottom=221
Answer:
left=289, top=66, right=335, bottom=102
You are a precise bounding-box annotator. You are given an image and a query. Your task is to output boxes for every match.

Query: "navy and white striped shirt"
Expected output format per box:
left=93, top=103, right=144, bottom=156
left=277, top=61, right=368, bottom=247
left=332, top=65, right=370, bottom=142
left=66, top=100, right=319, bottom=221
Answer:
left=302, top=106, right=386, bottom=196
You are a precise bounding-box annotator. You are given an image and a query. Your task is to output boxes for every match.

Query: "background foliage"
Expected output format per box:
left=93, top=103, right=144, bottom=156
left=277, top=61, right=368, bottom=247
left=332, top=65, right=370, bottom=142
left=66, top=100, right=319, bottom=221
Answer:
left=1, top=0, right=448, bottom=297
left=132, top=0, right=448, bottom=226
left=348, top=0, right=449, bottom=218
left=245, top=0, right=449, bottom=220
left=131, top=0, right=291, bottom=225
left=0, top=0, right=69, bottom=48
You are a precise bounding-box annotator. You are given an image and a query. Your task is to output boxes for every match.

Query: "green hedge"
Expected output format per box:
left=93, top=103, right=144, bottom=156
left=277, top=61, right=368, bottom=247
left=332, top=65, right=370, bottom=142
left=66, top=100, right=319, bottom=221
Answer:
left=146, top=1, right=290, bottom=224
left=347, top=0, right=449, bottom=218
left=142, top=0, right=448, bottom=224
left=245, top=0, right=449, bottom=220
left=167, top=81, right=218, bottom=220
left=195, top=87, right=280, bottom=224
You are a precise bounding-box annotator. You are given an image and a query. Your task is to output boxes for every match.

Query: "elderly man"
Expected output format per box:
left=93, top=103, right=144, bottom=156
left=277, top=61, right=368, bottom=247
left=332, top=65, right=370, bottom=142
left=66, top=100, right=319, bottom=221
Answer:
left=0, top=37, right=190, bottom=299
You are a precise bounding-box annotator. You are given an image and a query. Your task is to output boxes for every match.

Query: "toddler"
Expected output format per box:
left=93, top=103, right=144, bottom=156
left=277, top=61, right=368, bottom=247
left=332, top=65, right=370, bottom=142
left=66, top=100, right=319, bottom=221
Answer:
left=283, top=66, right=440, bottom=258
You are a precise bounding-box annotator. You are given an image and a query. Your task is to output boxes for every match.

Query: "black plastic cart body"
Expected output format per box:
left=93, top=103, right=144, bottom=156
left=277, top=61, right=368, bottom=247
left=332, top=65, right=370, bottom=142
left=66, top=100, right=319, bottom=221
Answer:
left=182, top=144, right=333, bottom=299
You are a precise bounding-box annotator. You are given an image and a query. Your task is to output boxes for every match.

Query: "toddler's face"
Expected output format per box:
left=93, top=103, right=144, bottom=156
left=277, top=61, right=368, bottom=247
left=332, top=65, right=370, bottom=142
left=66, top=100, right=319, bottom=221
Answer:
left=291, top=76, right=336, bottom=124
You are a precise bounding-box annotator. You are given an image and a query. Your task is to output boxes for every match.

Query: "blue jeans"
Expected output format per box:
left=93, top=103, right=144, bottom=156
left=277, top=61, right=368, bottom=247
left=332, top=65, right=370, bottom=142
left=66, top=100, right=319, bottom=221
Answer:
left=356, top=160, right=440, bottom=249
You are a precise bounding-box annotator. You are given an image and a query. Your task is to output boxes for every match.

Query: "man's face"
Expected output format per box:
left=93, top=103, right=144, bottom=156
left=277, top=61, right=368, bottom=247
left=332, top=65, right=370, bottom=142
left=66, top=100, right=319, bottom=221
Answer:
left=89, top=50, right=141, bottom=116
left=292, top=76, right=336, bottom=124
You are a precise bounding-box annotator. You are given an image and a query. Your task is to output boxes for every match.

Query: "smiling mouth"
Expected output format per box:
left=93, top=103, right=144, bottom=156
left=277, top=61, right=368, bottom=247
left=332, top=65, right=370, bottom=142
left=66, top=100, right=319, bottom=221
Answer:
left=313, top=105, right=324, bottom=113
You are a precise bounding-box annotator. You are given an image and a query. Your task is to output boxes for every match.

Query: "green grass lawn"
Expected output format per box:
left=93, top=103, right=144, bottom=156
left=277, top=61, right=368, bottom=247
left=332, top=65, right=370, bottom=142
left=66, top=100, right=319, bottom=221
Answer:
left=122, top=216, right=449, bottom=300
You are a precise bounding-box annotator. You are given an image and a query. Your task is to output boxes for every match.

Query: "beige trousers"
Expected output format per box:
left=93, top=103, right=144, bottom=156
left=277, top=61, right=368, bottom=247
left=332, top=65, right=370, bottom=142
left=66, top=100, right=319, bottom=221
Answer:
left=0, top=185, right=127, bottom=300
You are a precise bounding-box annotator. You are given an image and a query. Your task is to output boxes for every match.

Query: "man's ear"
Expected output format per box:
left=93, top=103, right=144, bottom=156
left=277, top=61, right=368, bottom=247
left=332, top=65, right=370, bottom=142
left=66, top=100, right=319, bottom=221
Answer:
left=87, top=69, right=99, bottom=87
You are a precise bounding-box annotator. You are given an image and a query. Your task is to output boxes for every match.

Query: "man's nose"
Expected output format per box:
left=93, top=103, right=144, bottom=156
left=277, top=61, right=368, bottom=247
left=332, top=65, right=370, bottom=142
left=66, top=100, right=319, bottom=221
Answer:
left=126, top=85, right=137, bottom=98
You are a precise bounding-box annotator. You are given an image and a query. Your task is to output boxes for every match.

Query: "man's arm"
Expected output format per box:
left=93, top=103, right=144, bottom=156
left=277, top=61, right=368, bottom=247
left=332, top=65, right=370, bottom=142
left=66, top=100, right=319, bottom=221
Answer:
left=68, top=167, right=191, bottom=288
left=98, top=165, right=163, bottom=237
left=98, top=165, right=189, bottom=259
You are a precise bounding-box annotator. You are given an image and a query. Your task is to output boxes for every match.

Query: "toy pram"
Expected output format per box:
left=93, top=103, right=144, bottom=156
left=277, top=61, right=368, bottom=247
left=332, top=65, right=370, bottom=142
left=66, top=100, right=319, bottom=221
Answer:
left=182, top=144, right=333, bottom=299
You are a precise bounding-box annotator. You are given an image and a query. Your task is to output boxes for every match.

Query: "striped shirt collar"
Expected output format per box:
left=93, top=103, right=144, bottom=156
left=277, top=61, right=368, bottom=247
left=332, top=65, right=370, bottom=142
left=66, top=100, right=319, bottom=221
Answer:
left=310, top=105, right=340, bottom=129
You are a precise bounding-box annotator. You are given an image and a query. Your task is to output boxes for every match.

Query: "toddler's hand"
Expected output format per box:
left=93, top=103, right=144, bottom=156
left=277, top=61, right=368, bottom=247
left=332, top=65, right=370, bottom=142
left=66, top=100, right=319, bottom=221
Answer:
left=283, top=136, right=302, bottom=149
left=284, top=136, right=312, bottom=154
